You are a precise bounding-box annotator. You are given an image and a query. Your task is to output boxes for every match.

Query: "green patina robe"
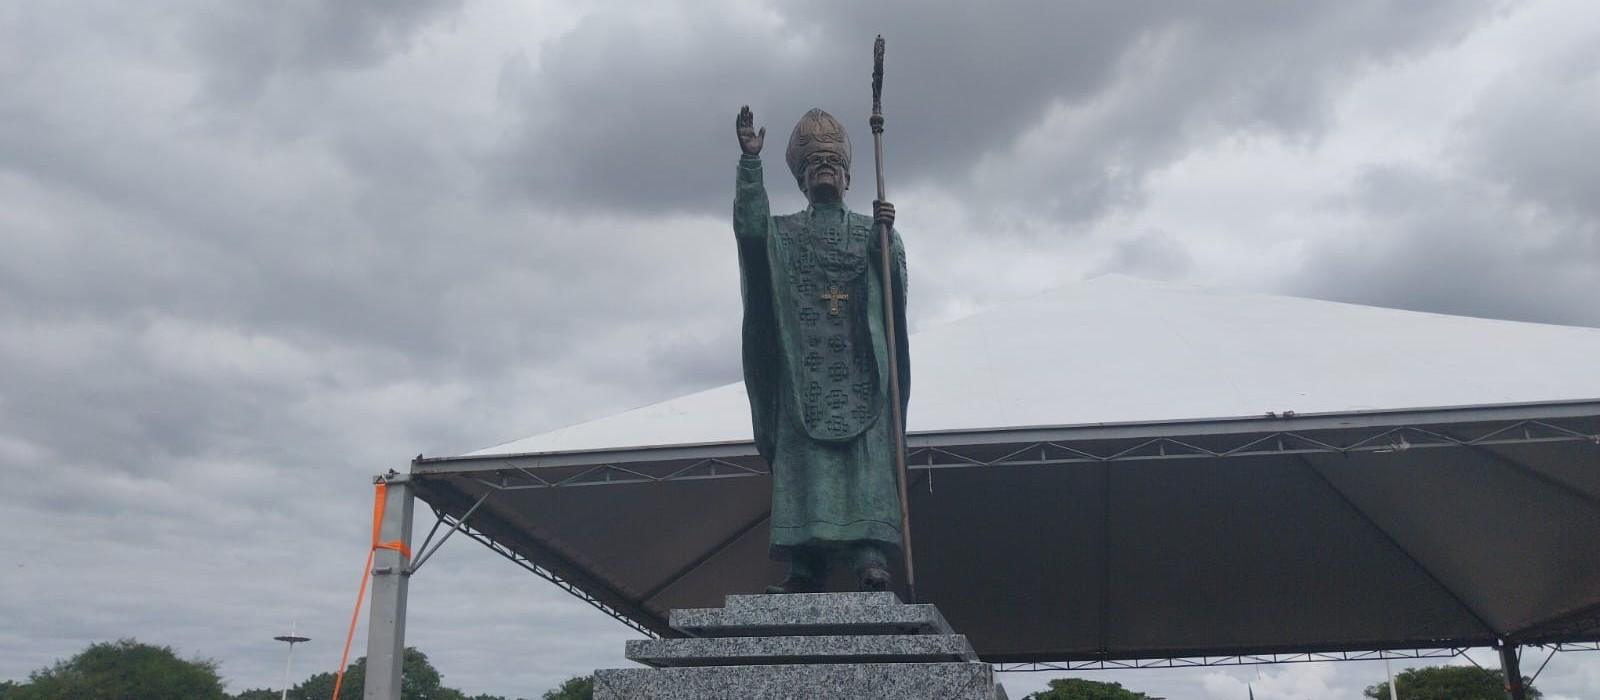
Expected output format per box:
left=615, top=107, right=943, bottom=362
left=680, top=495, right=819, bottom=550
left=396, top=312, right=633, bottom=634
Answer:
left=732, top=154, right=910, bottom=561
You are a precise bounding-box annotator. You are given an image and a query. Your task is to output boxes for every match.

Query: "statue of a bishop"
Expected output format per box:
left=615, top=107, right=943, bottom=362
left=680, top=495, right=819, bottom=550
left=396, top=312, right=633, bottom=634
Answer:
left=732, top=106, right=910, bottom=593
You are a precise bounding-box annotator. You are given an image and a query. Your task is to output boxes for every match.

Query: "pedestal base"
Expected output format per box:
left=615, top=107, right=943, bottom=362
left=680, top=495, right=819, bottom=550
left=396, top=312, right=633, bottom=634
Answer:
left=594, top=593, right=1005, bottom=700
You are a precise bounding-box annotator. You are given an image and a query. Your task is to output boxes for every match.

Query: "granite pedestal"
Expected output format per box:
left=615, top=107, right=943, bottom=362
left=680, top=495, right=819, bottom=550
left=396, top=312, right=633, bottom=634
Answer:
left=594, top=592, right=1006, bottom=700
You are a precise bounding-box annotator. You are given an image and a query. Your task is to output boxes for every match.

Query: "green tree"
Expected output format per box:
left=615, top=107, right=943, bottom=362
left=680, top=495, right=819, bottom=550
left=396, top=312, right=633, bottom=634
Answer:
left=290, top=669, right=345, bottom=700
left=7, top=638, right=228, bottom=700
left=1024, top=678, right=1156, bottom=700
left=1363, top=665, right=1540, bottom=700
left=234, top=689, right=281, bottom=700
left=540, top=675, right=593, bottom=700
left=289, top=648, right=480, bottom=700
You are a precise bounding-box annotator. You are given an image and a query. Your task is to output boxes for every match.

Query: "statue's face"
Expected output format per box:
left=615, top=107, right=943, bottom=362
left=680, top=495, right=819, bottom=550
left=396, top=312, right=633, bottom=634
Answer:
left=800, top=149, right=849, bottom=203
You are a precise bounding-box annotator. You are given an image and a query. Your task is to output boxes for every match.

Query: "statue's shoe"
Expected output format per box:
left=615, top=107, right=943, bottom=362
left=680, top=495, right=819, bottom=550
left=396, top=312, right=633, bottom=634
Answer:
left=764, top=575, right=824, bottom=594
left=857, top=564, right=891, bottom=592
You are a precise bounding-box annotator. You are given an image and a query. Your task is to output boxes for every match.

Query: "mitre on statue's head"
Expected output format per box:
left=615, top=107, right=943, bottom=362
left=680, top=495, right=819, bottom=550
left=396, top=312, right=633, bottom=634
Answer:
left=786, top=108, right=852, bottom=187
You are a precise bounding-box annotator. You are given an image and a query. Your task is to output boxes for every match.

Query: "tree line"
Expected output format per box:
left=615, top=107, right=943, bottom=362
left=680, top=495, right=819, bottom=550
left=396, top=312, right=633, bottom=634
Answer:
left=0, top=638, right=1536, bottom=699
left=0, top=639, right=1158, bottom=699
left=0, top=639, right=592, bottom=700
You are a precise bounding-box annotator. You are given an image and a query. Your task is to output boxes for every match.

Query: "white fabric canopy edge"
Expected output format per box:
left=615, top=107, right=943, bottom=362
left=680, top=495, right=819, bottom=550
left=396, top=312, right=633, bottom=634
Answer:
left=462, top=276, right=1600, bottom=459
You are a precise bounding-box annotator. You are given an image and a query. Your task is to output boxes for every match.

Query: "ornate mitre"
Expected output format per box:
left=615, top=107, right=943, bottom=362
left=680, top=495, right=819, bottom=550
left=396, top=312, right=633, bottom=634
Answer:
left=785, top=108, right=852, bottom=185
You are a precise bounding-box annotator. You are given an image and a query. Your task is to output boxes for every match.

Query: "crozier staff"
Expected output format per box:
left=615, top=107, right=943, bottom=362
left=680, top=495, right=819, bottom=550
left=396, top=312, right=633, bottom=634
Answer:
left=732, top=104, right=910, bottom=594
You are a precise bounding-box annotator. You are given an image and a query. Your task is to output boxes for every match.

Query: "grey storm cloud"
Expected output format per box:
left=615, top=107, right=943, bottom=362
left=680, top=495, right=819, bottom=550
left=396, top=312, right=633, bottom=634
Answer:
left=1296, top=164, right=1600, bottom=327
left=1459, top=43, right=1600, bottom=219
left=3, top=0, right=1600, bottom=698
left=183, top=0, right=468, bottom=102
left=1090, top=229, right=1195, bottom=279
left=1, top=0, right=731, bottom=382
left=1293, top=37, right=1600, bottom=329
left=493, top=0, right=1501, bottom=222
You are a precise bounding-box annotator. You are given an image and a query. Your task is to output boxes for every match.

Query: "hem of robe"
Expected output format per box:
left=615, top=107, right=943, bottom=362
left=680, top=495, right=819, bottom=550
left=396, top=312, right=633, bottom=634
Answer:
left=769, top=521, right=903, bottom=561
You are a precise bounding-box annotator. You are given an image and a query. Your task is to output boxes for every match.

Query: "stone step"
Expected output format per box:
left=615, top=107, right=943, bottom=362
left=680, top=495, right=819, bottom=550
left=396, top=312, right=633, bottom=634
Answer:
left=670, top=592, right=954, bottom=637
left=595, top=661, right=1000, bottom=700
left=724, top=591, right=903, bottom=612
left=626, top=633, right=979, bottom=668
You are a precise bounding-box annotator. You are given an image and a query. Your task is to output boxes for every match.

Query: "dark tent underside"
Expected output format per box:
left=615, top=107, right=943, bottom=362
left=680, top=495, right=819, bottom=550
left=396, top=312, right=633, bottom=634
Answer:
left=412, top=407, right=1600, bottom=662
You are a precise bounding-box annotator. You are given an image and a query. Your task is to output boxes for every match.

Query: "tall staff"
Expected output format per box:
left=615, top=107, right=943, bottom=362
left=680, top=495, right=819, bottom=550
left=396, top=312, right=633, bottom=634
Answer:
left=871, top=35, right=916, bottom=603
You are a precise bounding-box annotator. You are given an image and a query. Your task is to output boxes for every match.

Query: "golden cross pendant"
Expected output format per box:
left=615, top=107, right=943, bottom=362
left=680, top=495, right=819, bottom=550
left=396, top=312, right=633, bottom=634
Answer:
left=821, top=286, right=849, bottom=317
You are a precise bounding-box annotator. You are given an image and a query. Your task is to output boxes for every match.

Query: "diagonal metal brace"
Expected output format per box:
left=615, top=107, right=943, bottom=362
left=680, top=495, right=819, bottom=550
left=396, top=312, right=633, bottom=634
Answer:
left=406, top=490, right=493, bottom=574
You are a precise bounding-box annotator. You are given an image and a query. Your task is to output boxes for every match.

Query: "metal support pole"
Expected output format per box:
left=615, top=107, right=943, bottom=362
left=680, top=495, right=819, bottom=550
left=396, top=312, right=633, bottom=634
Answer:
left=363, top=473, right=414, bottom=700
left=273, top=628, right=308, bottom=700
left=1384, top=655, right=1399, bottom=700
left=1499, top=643, right=1527, bottom=700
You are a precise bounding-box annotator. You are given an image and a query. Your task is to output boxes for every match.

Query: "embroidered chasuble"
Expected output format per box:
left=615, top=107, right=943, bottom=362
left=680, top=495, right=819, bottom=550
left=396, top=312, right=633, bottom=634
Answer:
left=733, top=154, right=910, bottom=560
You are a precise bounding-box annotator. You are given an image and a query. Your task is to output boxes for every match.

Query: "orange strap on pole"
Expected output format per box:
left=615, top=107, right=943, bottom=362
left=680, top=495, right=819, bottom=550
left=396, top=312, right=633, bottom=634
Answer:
left=331, top=483, right=410, bottom=700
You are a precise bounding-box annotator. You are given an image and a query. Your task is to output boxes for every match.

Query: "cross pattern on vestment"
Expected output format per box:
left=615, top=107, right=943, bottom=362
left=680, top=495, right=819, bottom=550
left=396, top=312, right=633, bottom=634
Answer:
left=821, top=286, right=850, bottom=317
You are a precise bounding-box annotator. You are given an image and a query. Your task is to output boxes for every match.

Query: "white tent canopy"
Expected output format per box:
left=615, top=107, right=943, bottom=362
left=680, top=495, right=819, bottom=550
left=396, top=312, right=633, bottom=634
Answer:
left=471, top=275, right=1600, bottom=456
left=414, top=276, right=1600, bottom=663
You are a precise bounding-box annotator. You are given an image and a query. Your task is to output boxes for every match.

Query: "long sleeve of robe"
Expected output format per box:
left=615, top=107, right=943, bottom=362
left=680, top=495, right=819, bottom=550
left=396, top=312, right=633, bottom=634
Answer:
left=733, top=153, right=910, bottom=560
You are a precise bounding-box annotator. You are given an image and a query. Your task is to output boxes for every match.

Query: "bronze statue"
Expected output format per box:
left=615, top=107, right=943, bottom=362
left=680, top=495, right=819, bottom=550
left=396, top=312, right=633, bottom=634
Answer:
left=732, top=105, right=910, bottom=593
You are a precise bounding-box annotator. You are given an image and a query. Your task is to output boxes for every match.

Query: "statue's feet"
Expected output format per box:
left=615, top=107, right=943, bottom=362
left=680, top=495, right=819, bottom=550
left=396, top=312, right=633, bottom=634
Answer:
left=765, top=575, right=823, bottom=594
left=858, top=564, right=891, bottom=592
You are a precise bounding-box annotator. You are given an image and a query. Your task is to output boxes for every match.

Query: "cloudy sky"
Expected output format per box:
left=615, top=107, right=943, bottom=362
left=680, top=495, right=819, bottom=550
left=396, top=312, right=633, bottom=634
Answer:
left=2, top=0, right=1598, bottom=698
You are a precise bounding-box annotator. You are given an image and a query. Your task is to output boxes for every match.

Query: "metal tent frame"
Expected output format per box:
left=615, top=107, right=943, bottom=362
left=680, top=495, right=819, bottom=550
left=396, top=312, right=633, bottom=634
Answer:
left=362, top=400, right=1600, bottom=699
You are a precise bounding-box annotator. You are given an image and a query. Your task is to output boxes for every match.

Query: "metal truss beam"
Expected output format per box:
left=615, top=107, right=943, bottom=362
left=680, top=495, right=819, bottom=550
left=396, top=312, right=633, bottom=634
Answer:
left=992, top=640, right=1600, bottom=673
left=994, top=647, right=1467, bottom=672
left=427, top=418, right=1597, bottom=492
left=468, top=457, right=768, bottom=492
left=414, top=401, right=1600, bottom=476
left=910, top=419, right=1597, bottom=471
left=426, top=505, right=660, bottom=639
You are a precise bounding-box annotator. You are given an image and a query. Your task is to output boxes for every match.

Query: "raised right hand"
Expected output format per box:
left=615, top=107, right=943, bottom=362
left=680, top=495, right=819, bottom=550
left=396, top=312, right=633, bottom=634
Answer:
left=736, top=105, right=765, bottom=156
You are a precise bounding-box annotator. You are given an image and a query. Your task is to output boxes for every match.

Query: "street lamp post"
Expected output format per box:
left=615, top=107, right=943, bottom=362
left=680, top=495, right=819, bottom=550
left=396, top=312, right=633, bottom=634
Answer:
left=273, top=627, right=311, bottom=700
